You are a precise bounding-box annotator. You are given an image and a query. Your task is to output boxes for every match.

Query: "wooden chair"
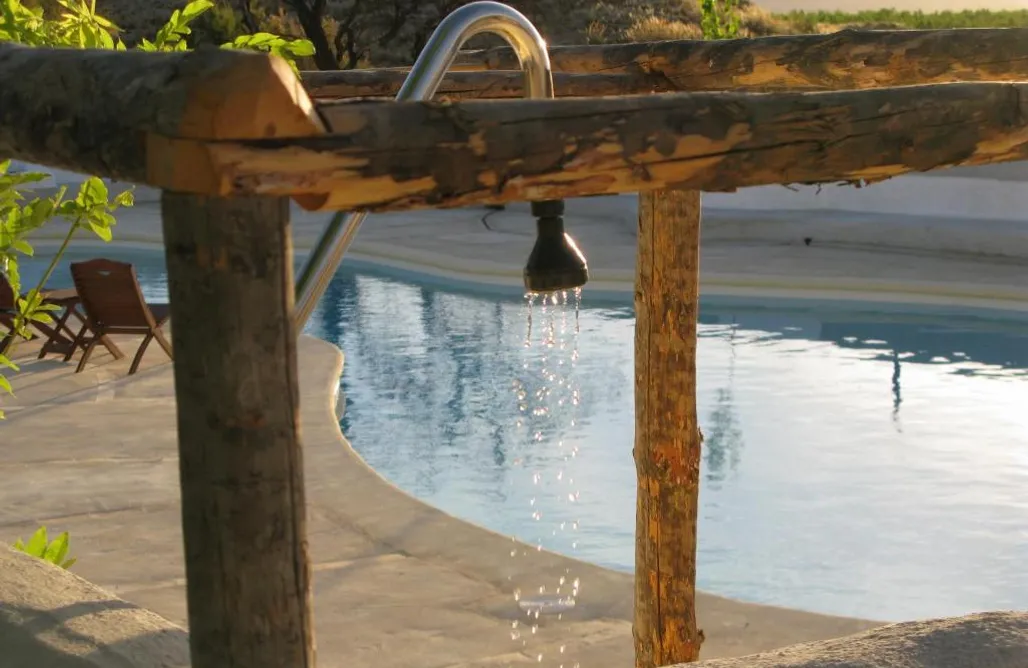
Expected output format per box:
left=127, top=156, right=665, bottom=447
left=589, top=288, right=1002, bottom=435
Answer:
left=69, top=259, right=172, bottom=374
left=0, top=272, right=85, bottom=358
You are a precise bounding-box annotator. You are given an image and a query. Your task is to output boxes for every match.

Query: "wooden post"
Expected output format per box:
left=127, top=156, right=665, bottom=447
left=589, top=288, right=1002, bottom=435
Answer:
left=161, top=192, right=315, bottom=668
left=634, top=189, right=703, bottom=668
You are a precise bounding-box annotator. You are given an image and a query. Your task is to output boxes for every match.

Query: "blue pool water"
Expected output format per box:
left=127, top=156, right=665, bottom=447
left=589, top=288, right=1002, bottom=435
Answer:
left=20, top=248, right=1028, bottom=622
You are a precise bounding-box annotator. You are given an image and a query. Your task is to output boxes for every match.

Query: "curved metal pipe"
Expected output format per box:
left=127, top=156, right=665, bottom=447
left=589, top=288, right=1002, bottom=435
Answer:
left=293, top=1, right=554, bottom=333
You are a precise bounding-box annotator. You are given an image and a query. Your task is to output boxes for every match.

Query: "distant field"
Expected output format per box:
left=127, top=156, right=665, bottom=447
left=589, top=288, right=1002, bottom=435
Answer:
left=776, top=7, right=1028, bottom=28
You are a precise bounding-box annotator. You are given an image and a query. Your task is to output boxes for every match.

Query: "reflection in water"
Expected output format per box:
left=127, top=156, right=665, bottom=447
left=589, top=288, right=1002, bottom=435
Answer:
left=704, top=320, right=744, bottom=488
left=892, top=351, right=903, bottom=430
left=19, top=250, right=1028, bottom=623
left=309, top=268, right=1028, bottom=623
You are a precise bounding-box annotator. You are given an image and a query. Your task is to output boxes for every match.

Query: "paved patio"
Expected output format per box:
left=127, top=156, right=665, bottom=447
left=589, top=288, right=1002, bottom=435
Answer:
left=3, top=196, right=1028, bottom=667
left=1, top=332, right=879, bottom=668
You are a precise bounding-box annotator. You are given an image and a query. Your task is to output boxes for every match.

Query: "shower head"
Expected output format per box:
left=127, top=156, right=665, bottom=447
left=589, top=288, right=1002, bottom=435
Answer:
left=523, top=199, right=589, bottom=294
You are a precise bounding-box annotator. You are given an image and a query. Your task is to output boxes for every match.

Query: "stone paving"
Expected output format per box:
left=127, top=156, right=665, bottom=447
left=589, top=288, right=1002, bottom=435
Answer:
left=3, top=196, right=1027, bottom=667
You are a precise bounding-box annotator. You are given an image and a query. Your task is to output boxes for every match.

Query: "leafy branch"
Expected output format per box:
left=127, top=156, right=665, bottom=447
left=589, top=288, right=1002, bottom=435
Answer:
left=0, top=0, right=316, bottom=418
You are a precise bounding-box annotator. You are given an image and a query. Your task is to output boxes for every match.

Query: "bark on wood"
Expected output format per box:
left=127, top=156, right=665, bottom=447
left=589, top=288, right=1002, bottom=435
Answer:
left=161, top=192, right=315, bottom=668
left=193, top=82, right=1028, bottom=211
left=453, top=28, right=1028, bottom=91
left=302, top=69, right=663, bottom=99
left=634, top=189, right=703, bottom=668
left=0, top=43, right=321, bottom=184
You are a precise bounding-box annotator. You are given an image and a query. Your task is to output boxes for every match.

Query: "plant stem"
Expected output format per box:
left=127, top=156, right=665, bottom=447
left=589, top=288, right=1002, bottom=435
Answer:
left=4, top=217, right=80, bottom=359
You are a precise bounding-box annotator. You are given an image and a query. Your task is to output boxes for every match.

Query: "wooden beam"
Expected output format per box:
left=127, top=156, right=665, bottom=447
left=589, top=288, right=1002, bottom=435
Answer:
left=302, top=69, right=663, bottom=99
left=161, top=192, right=315, bottom=668
left=634, top=189, right=703, bottom=668
left=0, top=43, right=322, bottom=184
left=452, top=28, right=1028, bottom=91
left=191, top=82, right=1028, bottom=211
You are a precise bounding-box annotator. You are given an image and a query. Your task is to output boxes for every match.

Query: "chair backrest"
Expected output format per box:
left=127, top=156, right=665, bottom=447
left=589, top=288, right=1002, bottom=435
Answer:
left=0, top=272, right=14, bottom=311
left=70, top=259, right=153, bottom=330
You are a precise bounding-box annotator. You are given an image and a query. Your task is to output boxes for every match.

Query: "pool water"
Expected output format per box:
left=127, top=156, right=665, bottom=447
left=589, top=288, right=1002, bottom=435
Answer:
left=19, top=249, right=1028, bottom=622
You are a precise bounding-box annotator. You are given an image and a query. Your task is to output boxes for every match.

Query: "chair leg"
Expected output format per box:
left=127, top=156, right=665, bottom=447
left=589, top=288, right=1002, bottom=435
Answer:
left=128, top=333, right=154, bottom=375
left=99, top=334, right=125, bottom=360
left=38, top=307, right=75, bottom=359
left=154, top=328, right=173, bottom=360
left=75, top=337, right=100, bottom=373
left=65, top=323, right=90, bottom=363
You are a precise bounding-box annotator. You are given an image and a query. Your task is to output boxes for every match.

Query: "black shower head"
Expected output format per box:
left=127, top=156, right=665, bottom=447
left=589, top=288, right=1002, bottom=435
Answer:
left=523, top=199, right=589, bottom=294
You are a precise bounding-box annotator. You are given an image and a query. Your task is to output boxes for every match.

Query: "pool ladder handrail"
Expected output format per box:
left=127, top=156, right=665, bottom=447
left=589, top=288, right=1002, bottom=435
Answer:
left=293, top=1, right=555, bottom=333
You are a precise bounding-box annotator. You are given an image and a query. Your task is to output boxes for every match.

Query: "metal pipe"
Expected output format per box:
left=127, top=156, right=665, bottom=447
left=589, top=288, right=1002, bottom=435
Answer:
left=293, top=1, right=554, bottom=333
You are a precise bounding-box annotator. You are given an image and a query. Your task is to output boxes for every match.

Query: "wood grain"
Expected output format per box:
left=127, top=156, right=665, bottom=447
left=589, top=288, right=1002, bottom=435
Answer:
left=453, top=28, right=1028, bottom=91
left=634, top=189, right=703, bottom=668
left=194, top=82, right=1028, bottom=210
left=302, top=69, right=663, bottom=99
left=0, top=43, right=322, bottom=186
left=161, top=192, right=315, bottom=668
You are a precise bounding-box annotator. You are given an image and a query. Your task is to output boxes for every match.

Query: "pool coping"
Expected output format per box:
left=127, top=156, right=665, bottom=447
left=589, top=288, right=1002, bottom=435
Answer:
left=27, top=230, right=1028, bottom=322
left=13, top=202, right=1028, bottom=662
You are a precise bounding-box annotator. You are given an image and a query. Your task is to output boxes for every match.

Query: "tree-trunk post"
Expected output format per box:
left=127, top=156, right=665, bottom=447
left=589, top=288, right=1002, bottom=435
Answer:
left=161, top=191, right=315, bottom=668
left=634, top=189, right=704, bottom=668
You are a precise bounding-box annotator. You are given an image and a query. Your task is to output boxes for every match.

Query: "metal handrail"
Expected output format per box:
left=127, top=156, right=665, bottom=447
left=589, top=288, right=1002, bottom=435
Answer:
left=293, top=1, right=555, bottom=333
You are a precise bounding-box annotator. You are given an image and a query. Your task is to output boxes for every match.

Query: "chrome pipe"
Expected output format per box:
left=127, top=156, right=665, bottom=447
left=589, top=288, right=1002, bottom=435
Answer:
left=293, top=1, right=554, bottom=333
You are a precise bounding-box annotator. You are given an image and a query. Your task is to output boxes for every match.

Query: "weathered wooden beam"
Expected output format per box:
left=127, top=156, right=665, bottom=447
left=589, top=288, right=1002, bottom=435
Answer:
left=191, top=82, right=1028, bottom=211
left=302, top=69, right=662, bottom=99
left=0, top=43, right=322, bottom=183
left=634, top=189, right=703, bottom=668
left=161, top=192, right=315, bottom=668
left=453, top=28, right=1028, bottom=91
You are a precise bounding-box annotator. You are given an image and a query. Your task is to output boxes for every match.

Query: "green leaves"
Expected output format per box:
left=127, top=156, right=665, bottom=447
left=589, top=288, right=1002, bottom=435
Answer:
left=222, top=32, right=315, bottom=72
left=13, top=527, right=78, bottom=569
left=139, top=0, right=213, bottom=52
left=1, top=0, right=306, bottom=418
left=700, top=0, right=740, bottom=39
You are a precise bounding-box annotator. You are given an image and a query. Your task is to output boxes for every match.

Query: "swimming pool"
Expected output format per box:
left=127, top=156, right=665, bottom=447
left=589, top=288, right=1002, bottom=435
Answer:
left=20, top=248, right=1028, bottom=622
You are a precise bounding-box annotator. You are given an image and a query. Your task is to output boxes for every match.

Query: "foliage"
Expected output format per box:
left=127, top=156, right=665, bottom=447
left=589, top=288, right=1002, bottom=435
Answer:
left=0, top=163, right=133, bottom=416
left=0, top=1, right=314, bottom=418
left=13, top=526, right=78, bottom=569
left=700, top=0, right=740, bottom=39
left=779, top=8, right=1028, bottom=32
left=135, top=0, right=315, bottom=67
left=625, top=16, right=703, bottom=42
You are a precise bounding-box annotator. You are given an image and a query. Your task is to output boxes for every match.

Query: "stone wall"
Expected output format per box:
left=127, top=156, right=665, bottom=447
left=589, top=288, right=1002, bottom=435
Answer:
left=688, top=611, right=1028, bottom=668
left=0, top=548, right=189, bottom=668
